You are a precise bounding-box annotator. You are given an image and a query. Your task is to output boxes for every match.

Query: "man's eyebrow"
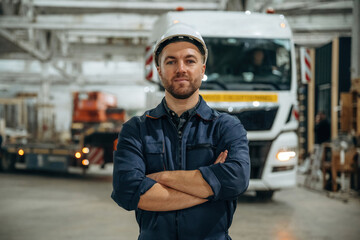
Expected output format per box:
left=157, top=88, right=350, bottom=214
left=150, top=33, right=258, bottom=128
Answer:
left=163, top=54, right=199, bottom=62
left=185, top=54, right=198, bottom=59
left=164, top=56, right=176, bottom=61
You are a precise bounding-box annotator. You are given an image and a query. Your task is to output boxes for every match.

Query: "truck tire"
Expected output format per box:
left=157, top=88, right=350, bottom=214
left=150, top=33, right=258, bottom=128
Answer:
left=256, top=190, right=274, bottom=200
left=0, top=152, right=15, bottom=172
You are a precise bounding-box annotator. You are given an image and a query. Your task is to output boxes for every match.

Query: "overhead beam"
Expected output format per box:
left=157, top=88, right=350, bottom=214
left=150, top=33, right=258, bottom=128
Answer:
left=293, top=32, right=351, bottom=47
left=0, top=72, right=144, bottom=85
left=68, top=43, right=145, bottom=59
left=0, top=44, right=145, bottom=61
left=67, top=30, right=150, bottom=39
left=271, top=0, right=353, bottom=13
left=0, top=14, right=157, bottom=33
left=0, top=29, right=51, bottom=61
left=32, top=0, right=221, bottom=10
left=0, top=11, right=352, bottom=36
left=287, top=13, right=352, bottom=32
left=0, top=18, right=153, bottom=32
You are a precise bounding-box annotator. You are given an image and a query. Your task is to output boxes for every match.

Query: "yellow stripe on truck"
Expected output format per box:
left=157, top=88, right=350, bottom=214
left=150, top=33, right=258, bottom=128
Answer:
left=200, top=92, right=278, bottom=102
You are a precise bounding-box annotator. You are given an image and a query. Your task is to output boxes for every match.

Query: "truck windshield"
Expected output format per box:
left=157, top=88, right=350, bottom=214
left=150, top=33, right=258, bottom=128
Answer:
left=202, top=37, right=292, bottom=91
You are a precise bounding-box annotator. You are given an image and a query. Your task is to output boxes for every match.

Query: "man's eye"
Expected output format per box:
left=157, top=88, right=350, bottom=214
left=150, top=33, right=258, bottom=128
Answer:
left=166, top=61, right=174, bottom=65
left=187, top=60, right=196, bottom=64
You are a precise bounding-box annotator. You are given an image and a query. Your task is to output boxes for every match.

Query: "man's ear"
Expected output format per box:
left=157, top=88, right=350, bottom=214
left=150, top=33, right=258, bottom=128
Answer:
left=156, top=66, right=162, bottom=79
left=201, top=64, right=206, bottom=76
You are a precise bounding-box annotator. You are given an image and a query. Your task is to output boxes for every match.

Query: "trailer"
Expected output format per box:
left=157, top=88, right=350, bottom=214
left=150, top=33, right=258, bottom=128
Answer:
left=1, top=142, right=84, bottom=172
left=0, top=91, right=125, bottom=173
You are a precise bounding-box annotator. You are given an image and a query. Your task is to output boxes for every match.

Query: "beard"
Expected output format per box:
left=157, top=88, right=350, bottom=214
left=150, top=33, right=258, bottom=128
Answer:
left=162, top=74, right=202, bottom=100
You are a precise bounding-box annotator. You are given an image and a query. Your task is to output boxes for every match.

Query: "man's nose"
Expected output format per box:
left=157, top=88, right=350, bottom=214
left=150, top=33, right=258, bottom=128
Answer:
left=176, top=61, right=186, bottom=73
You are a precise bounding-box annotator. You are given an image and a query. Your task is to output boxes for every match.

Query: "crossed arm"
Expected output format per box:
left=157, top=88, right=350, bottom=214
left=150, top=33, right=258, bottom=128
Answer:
left=138, top=150, right=228, bottom=211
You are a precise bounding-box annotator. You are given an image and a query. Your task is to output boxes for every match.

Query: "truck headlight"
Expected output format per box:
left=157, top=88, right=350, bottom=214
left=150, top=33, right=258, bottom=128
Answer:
left=276, top=150, right=296, bottom=161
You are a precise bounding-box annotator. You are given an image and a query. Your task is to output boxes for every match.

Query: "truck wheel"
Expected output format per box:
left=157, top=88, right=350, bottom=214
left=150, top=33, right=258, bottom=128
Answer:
left=0, top=152, right=15, bottom=172
left=256, top=190, right=274, bottom=200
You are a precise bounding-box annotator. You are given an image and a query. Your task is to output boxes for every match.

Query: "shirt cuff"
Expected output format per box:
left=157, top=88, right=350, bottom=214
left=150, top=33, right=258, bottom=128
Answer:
left=199, top=165, right=221, bottom=201
left=133, top=177, right=157, bottom=209
left=112, top=176, right=157, bottom=211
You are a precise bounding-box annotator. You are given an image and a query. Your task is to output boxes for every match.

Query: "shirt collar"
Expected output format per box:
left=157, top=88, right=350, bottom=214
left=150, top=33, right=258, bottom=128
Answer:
left=163, top=98, right=200, bottom=119
left=146, top=95, right=219, bottom=121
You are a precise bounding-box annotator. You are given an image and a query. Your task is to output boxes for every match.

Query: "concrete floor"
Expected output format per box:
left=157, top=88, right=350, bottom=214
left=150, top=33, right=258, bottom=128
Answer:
left=1, top=168, right=360, bottom=240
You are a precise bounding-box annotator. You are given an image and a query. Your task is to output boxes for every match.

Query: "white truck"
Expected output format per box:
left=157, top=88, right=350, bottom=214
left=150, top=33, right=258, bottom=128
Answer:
left=145, top=11, right=298, bottom=199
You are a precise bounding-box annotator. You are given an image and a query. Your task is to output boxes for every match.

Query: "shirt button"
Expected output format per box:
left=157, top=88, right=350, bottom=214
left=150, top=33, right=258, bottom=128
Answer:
left=178, top=131, right=182, bottom=135
left=171, top=112, right=175, bottom=116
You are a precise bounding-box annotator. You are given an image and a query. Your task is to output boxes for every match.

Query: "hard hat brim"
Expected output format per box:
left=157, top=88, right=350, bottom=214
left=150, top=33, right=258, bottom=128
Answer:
left=153, top=23, right=208, bottom=66
left=154, top=35, right=208, bottom=66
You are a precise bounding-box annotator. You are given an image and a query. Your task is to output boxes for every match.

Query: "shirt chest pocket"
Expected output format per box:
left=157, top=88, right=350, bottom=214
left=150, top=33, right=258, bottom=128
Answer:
left=144, top=141, right=165, bottom=174
left=186, top=143, right=216, bottom=170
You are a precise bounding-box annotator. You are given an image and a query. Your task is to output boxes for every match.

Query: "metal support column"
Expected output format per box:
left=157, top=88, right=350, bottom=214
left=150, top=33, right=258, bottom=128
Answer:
left=331, top=37, right=339, bottom=140
left=351, top=0, right=360, bottom=79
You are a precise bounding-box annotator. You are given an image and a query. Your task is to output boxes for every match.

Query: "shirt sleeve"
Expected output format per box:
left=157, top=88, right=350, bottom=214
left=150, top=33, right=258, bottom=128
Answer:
left=199, top=114, right=250, bottom=201
left=111, top=118, right=157, bottom=211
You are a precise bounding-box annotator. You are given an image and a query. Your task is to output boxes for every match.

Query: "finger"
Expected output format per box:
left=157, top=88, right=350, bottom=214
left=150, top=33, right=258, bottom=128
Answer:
left=214, top=151, right=224, bottom=164
left=215, top=150, right=228, bottom=164
left=220, top=150, right=228, bottom=163
left=214, top=152, right=223, bottom=164
left=218, top=153, right=225, bottom=163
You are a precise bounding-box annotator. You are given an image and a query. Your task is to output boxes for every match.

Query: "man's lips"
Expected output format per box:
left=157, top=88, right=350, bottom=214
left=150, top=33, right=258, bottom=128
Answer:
left=173, top=78, right=189, bottom=82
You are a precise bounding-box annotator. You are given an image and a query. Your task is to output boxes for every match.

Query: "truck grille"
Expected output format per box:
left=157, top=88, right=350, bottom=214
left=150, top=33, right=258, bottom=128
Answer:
left=248, top=141, right=272, bottom=179
left=229, top=107, right=278, bottom=131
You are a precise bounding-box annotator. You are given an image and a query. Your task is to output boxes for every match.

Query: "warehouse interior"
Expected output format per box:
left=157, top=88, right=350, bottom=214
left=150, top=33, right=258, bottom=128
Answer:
left=0, top=0, right=355, bottom=128
left=1, top=0, right=360, bottom=239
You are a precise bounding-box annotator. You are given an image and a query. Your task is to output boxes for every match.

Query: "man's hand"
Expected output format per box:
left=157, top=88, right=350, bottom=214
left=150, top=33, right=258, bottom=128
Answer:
left=146, top=150, right=228, bottom=199
left=213, top=150, right=228, bottom=164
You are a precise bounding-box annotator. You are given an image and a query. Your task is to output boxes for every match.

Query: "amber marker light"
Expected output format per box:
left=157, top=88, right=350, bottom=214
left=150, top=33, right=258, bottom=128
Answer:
left=82, top=159, right=89, bottom=166
left=75, top=152, right=81, bottom=159
left=82, top=147, right=90, bottom=154
left=18, top=149, right=24, bottom=156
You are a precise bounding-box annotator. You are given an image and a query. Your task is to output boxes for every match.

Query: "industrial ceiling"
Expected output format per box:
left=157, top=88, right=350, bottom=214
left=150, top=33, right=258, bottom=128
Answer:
left=0, top=0, right=354, bottom=86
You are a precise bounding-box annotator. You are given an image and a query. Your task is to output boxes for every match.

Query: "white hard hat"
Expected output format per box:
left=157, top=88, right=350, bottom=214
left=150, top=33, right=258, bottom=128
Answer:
left=154, top=23, right=208, bottom=66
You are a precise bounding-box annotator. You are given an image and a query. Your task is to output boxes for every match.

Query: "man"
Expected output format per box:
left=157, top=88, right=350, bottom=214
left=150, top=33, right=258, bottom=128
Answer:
left=314, top=111, right=331, bottom=187
left=111, top=23, right=250, bottom=240
left=315, top=111, right=330, bottom=144
left=244, top=48, right=273, bottom=76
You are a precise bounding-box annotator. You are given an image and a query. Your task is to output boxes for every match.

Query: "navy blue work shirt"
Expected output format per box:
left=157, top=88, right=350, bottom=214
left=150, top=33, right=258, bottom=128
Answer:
left=111, top=95, right=250, bottom=240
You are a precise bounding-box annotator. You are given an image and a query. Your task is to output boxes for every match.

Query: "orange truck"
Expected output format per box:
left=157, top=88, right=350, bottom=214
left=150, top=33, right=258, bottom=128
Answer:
left=71, top=91, right=125, bottom=169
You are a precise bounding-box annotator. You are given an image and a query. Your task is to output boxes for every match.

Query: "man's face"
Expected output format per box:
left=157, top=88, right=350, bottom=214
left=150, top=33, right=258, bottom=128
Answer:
left=253, top=50, right=264, bottom=66
left=157, top=41, right=206, bottom=99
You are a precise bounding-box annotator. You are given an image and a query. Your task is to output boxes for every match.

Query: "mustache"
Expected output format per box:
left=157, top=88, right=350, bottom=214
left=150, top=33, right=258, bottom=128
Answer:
left=172, top=73, right=189, bottom=80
